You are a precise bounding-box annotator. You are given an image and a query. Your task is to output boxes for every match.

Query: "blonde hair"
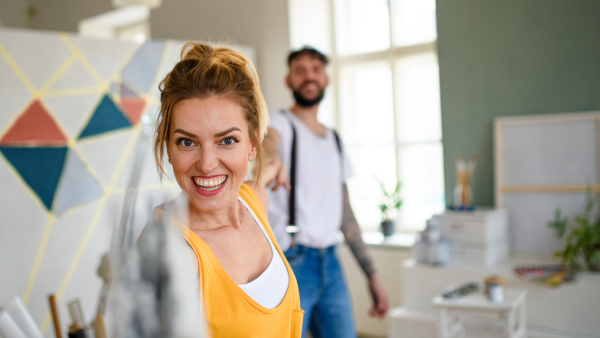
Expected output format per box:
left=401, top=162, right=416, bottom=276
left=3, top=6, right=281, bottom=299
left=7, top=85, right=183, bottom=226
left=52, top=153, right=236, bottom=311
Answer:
left=154, top=42, right=268, bottom=180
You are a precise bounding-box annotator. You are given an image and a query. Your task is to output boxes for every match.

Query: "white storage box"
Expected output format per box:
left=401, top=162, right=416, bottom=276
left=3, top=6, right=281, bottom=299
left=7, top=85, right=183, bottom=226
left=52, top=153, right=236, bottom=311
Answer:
left=432, top=208, right=508, bottom=243
left=450, top=238, right=510, bottom=267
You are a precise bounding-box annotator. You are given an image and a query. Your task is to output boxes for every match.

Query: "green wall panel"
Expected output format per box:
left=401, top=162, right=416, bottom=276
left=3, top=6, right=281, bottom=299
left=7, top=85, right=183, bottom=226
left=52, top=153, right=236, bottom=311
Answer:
left=436, top=0, right=600, bottom=206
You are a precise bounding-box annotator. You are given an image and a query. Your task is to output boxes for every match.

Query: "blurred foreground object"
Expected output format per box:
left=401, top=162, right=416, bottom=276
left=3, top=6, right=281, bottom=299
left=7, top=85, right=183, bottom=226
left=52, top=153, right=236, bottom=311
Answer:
left=48, top=295, right=62, bottom=338
left=67, top=299, right=92, bottom=337
left=109, top=201, right=207, bottom=338
left=0, top=296, right=43, bottom=338
left=101, top=112, right=207, bottom=337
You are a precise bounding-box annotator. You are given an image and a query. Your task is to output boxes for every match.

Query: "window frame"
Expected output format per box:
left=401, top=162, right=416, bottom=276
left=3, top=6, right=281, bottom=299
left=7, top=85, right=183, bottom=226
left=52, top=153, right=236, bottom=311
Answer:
left=326, top=0, right=444, bottom=232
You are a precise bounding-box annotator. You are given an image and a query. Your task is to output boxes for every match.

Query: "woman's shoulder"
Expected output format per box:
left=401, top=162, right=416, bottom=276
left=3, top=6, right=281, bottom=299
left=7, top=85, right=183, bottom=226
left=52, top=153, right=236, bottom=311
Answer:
left=241, top=181, right=269, bottom=213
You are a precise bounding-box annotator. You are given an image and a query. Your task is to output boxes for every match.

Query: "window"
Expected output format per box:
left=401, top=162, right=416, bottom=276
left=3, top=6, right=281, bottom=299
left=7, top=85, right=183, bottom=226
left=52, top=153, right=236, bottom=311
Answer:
left=289, top=0, right=444, bottom=232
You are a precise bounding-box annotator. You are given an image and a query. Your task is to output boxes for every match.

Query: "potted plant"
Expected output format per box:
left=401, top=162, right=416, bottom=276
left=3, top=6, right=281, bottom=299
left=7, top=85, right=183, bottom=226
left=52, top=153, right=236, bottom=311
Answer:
left=548, top=191, right=600, bottom=271
left=378, top=181, right=402, bottom=237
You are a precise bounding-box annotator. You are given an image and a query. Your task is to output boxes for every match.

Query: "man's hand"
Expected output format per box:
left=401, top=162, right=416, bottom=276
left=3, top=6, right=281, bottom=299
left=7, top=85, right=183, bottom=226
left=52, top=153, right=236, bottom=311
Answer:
left=367, top=274, right=389, bottom=319
left=261, top=157, right=290, bottom=191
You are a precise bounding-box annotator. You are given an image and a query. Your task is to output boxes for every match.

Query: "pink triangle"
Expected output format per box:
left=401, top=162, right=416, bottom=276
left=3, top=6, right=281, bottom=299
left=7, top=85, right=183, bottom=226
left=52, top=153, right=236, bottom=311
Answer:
left=120, top=99, right=146, bottom=125
left=1, top=100, right=68, bottom=146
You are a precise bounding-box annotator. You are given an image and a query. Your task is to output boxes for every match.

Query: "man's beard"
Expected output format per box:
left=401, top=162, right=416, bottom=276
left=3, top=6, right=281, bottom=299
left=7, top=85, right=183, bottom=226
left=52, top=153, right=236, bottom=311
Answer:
left=292, top=81, right=325, bottom=107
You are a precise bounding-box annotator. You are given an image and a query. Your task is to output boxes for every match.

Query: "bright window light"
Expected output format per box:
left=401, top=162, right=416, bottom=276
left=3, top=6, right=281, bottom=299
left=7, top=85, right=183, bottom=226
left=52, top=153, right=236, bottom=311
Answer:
left=335, top=0, right=390, bottom=56
left=289, top=0, right=444, bottom=232
left=390, top=0, right=437, bottom=46
left=395, top=52, right=441, bottom=143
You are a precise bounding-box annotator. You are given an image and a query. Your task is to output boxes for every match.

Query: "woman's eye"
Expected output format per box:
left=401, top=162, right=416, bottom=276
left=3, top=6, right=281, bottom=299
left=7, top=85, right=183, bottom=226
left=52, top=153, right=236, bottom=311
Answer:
left=180, top=139, right=194, bottom=147
left=222, top=137, right=237, bottom=145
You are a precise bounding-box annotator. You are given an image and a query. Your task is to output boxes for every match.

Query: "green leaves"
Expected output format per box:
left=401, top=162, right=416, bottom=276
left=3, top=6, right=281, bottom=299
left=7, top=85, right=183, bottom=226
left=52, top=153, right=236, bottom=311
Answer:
left=548, top=191, right=600, bottom=271
left=548, top=209, right=567, bottom=238
left=377, top=178, right=402, bottom=222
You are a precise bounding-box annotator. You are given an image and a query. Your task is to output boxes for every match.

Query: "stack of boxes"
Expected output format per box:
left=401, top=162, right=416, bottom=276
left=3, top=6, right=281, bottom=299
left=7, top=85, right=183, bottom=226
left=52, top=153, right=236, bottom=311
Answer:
left=432, top=208, right=509, bottom=267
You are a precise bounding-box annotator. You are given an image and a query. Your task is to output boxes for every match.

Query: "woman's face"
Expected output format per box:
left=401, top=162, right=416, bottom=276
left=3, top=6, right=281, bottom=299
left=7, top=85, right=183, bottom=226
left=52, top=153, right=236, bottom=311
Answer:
left=167, top=96, right=256, bottom=214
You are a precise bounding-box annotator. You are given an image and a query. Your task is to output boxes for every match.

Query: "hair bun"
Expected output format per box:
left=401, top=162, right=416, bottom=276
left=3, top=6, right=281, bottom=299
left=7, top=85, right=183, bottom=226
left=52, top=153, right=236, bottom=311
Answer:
left=180, top=42, right=210, bottom=61
left=181, top=42, right=247, bottom=69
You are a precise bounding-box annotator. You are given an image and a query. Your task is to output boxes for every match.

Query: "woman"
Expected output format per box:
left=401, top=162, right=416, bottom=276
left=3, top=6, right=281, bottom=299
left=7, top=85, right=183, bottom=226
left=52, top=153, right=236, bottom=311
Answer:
left=153, top=42, right=303, bottom=337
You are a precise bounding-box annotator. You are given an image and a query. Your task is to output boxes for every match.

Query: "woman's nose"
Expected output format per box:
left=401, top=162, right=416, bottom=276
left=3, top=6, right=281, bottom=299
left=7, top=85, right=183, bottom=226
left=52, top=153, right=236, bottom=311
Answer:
left=196, top=147, right=219, bottom=174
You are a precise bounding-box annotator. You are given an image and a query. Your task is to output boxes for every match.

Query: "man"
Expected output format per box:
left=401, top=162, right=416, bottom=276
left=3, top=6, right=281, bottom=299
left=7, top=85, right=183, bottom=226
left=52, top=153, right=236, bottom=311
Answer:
left=262, top=47, right=389, bottom=338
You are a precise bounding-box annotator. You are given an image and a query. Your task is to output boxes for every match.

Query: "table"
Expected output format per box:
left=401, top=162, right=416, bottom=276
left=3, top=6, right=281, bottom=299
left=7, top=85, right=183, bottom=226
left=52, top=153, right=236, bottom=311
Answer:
left=432, top=288, right=527, bottom=338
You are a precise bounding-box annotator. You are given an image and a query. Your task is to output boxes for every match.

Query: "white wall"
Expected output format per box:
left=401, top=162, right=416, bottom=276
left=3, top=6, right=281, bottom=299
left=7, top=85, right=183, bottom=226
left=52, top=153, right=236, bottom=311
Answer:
left=339, top=244, right=411, bottom=338
left=149, top=0, right=292, bottom=111
left=24, top=0, right=292, bottom=112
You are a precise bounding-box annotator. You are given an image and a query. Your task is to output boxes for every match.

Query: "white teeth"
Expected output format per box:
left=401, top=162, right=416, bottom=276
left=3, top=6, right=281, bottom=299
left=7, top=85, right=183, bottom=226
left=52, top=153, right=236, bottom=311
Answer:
left=193, top=176, right=226, bottom=190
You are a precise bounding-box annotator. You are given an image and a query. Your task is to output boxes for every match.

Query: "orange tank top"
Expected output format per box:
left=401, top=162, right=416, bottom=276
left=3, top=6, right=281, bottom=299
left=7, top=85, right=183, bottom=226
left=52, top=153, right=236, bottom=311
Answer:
left=180, top=183, right=304, bottom=337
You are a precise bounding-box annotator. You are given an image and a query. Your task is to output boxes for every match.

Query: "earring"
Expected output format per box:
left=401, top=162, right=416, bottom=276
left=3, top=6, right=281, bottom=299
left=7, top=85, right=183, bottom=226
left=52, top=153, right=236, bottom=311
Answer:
left=168, top=158, right=171, bottom=163
left=248, top=154, right=253, bottom=160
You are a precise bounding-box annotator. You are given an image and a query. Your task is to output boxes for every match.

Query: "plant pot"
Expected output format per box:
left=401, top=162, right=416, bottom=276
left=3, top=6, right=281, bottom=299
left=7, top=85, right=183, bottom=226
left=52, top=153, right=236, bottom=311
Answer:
left=381, top=220, right=395, bottom=237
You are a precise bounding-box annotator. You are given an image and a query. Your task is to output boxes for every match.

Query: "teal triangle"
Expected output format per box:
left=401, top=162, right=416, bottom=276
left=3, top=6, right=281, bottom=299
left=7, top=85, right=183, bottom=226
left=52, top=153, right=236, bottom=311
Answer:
left=78, top=94, right=131, bottom=140
left=53, top=149, right=103, bottom=216
left=0, top=146, right=68, bottom=210
left=120, top=40, right=166, bottom=94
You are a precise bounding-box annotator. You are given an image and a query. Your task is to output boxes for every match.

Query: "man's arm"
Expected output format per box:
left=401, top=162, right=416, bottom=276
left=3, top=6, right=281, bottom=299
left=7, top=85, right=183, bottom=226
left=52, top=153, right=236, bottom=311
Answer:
left=341, top=184, right=389, bottom=318
left=256, top=127, right=290, bottom=190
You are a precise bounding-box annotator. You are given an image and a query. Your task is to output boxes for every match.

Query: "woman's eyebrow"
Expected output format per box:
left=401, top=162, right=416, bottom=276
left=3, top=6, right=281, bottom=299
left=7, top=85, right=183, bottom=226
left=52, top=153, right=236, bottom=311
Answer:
left=214, top=127, right=241, bottom=137
left=173, top=128, right=197, bottom=138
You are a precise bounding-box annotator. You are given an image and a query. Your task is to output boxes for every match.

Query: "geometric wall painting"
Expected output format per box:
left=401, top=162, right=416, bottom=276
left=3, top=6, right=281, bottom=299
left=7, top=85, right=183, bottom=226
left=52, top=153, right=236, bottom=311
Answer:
left=120, top=40, right=166, bottom=94
left=78, top=130, right=131, bottom=186
left=120, top=82, right=138, bottom=98
left=42, top=93, right=101, bottom=138
left=26, top=200, right=98, bottom=326
left=0, top=29, right=256, bottom=334
left=120, top=99, right=146, bottom=125
left=0, top=146, right=68, bottom=210
left=110, top=82, right=120, bottom=97
left=78, top=94, right=132, bottom=140
left=48, top=60, right=98, bottom=91
left=68, top=34, right=137, bottom=82
left=151, top=40, right=186, bottom=98
left=0, top=100, right=67, bottom=146
left=0, top=29, right=72, bottom=90
left=53, top=149, right=103, bottom=216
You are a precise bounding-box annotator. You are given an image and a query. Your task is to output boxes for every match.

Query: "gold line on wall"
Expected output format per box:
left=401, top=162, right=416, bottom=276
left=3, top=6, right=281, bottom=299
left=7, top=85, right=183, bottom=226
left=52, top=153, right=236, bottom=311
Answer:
left=501, top=185, right=600, bottom=193
left=0, top=41, right=36, bottom=94
left=22, top=214, right=55, bottom=305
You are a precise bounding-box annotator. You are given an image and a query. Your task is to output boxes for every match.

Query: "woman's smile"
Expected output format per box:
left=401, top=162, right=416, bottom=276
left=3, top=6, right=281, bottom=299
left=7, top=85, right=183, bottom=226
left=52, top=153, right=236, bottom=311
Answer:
left=192, top=175, right=228, bottom=196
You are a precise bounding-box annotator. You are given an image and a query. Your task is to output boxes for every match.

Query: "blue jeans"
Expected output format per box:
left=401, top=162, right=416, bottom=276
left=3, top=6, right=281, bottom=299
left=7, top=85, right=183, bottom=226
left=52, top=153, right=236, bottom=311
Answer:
left=285, top=244, right=356, bottom=338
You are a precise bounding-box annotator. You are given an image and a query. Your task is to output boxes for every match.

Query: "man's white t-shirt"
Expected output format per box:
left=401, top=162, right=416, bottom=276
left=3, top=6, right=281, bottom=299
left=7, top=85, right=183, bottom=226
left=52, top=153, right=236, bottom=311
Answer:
left=266, top=110, right=352, bottom=251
